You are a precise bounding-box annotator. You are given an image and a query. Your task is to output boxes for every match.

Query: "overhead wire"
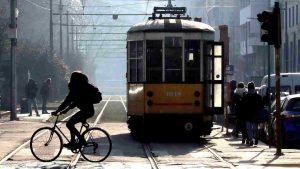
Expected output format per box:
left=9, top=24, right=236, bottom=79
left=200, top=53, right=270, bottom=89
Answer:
left=23, top=0, right=50, bottom=11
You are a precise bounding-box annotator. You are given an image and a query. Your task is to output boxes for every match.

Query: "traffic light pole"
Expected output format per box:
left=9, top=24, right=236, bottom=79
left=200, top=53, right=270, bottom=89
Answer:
left=275, top=47, right=283, bottom=156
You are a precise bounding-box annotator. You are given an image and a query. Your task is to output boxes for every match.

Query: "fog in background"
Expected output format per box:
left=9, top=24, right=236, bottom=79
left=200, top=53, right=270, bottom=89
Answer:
left=2, top=0, right=234, bottom=95
left=83, top=0, right=208, bottom=95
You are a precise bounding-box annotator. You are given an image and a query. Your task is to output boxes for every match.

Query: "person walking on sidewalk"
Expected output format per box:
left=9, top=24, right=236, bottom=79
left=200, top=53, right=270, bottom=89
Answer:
left=40, top=78, right=51, bottom=114
left=25, top=79, right=40, bottom=116
left=242, top=82, right=264, bottom=146
left=233, top=82, right=248, bottom=143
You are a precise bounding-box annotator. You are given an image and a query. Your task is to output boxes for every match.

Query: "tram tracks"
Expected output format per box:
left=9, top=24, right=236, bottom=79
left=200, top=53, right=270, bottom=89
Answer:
left=67, top=96, right=111, bottom=169
left=142, top=139, right=237, bottom=169
left=0, top=96, right=112, bottom=168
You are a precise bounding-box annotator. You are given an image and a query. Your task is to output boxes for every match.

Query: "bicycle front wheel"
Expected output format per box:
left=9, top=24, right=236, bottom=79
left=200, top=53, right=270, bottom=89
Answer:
left=80, top=127, right=112, bottom=162
left=30, top=127, right=63, bottom=162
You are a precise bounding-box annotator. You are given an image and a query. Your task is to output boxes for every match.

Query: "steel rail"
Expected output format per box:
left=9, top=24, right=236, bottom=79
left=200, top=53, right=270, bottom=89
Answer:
left=0, top=111, right=77, bottom=164
left=142, top=143, right=160, bottom=169
left=204, top=142, right=237, bottom=169
left=67, top=96, right=111, bottom=169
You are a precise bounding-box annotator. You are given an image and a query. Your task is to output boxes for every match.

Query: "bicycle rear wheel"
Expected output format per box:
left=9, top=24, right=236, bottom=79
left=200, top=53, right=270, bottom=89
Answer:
left=80, top=127, right=112, bottom=162
left=30, top=127, right=63, bottom=162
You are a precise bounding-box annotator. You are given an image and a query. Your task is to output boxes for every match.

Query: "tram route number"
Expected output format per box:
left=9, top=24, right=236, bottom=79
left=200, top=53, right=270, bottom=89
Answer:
left=166, top=91, right=182, bottom=97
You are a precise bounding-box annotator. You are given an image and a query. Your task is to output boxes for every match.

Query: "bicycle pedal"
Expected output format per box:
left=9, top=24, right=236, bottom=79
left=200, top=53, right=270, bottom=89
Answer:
left=71, top=149, right=80, bottom=153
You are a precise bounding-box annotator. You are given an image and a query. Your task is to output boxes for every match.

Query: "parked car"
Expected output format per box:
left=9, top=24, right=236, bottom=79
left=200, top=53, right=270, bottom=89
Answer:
left=260, top=94, right=300, bottom=147
left=259, top=73, right=300, bottom=103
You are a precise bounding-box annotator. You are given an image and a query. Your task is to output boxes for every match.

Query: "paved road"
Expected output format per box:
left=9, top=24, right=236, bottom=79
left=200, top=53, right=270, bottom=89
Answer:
left=1, top=96, right=300, bottom=168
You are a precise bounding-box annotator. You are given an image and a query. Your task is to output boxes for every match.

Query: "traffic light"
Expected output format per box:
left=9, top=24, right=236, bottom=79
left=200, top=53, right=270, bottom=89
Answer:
left=257, top=11, right=275, bottom=44
left=257, top=2, right=281, bottom=48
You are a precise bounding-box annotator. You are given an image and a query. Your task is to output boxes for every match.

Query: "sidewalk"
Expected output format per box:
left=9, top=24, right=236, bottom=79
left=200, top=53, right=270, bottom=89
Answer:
left=0, top=109, right=53, bottom=161
left=210, top=125, right=300, bottom=168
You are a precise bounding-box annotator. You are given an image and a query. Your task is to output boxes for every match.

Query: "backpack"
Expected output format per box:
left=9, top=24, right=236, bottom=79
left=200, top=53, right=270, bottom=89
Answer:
left=89, top=84, right=102, bottom=104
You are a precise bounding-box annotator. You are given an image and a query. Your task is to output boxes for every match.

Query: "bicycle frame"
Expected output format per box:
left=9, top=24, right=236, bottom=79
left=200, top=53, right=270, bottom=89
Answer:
left=51, top=115, right=89, bottom=144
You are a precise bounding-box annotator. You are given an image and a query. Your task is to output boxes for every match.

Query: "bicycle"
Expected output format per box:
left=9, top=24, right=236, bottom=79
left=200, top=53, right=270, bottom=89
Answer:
left=29, top=112, right=112, bottom=162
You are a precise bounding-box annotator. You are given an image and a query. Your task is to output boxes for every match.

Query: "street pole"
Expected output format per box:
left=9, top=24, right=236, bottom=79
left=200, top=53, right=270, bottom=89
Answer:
left=71, top=19, right=74, bottom=56
left=50, top=0, right=53, bottom=57
left=275, top=48, right=283, bottom=155
left=10, top=0, right=17, bottom=121
left=59, top=0, right=63, bottom=59
left=66, top=10, right=69, bottom=59
left=267, top=44, right=272, bottom=148
left=274, top=2, right=283, bottom=156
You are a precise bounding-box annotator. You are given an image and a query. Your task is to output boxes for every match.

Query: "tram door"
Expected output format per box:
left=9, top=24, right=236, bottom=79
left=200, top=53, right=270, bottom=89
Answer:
left=204, top=42, right=224, bottom=114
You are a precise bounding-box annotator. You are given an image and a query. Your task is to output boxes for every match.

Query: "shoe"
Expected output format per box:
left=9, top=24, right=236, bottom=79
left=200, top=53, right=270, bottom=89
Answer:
left=37, top=114, right=40, bottom=117
left=42, top=112, right=49, bottom=114
left=249, top=141, right=254, bottom=146
left=246, top=139, right=250, bottom=145
left=242, top=138, right=246, bottom=144
left=63, top=142, right=75, bottom=149
left=79, top=138, right=87, bottom=146
left=254, top=138, right=258, bottom=145
left=28, top=114, right=32, bottom=116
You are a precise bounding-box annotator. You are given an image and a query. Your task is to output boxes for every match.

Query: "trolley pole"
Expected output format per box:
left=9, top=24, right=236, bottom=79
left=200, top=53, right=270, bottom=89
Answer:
left=50, top=0, right=53, bottom=57
left=66, top=10, right=69, bottom=59
left=71, top=19, right=74, bottom=56
left=10, top=0, right=17, bottom=121
left=59, top=0, right=63, bottom=59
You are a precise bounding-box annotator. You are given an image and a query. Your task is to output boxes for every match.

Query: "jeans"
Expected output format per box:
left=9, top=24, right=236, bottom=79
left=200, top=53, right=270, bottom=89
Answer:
left=66, top=109, right=94, bottom=144
left=41, top=97, right=48, bottom=113
left=246, top=121, right=258, bottom=142
left=28, top=98, right=39, bottom=116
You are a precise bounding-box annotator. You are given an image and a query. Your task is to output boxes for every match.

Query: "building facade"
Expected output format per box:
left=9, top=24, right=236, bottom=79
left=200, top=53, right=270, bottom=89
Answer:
left=205, top=0, right=241, bottom=82
left=280, top=0, right=300, bottom=73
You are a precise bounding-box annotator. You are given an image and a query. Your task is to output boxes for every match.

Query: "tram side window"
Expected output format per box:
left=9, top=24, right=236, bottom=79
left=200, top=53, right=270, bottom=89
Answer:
left=165, top=37, right=182, bottom=82
left=185, top=40, right=200, bottom=82
left=146, top=40, right=163, bottom=82
left=129, top=41, right=144, bottom=82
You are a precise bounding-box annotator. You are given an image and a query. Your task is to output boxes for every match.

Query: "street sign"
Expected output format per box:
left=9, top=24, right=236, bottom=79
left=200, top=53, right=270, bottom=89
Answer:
left=225, top=65, right=234, bottom=75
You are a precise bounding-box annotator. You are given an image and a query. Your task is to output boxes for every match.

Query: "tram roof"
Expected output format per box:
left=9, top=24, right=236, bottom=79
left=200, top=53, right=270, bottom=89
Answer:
left=128, top=19, right=215, bottom=33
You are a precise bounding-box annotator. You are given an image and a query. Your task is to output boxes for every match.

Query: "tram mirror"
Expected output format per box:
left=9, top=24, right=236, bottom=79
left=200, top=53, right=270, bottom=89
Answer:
left=214, top=45, right=222, bottom=56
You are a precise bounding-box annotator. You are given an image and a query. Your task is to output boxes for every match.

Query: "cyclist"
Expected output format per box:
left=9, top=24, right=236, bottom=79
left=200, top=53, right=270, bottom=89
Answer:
left=52, top=71, right=100, bottom=149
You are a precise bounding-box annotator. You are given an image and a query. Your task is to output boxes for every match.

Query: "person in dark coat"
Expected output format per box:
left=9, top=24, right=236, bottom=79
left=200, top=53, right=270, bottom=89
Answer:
left=25, top=79, right=40, bottom=116
left=242, top=82, right=264, bottom=146
left=52, top=71, right=100, bottom=149
left=233, top=82, right=248, bottom=143
left=40, top=78, right=51, bottom=114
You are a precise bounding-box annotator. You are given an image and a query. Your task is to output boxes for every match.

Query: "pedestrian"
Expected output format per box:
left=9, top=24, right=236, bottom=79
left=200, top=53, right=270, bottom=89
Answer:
left=51, top=71, right=102, bottom=149
left=40, top=78, right=51, bottom=114
left=25, top=79, right=39, bottom=116
left=242, top=82, right=264, bottom=146
left=233, top=82, right=248, bottom=142
left=228, top=80, right=237, bottom=135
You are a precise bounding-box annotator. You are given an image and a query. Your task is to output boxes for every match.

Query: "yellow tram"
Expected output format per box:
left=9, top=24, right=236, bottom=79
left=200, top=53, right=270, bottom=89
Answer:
left=126, top=6, right=224, bottom=137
